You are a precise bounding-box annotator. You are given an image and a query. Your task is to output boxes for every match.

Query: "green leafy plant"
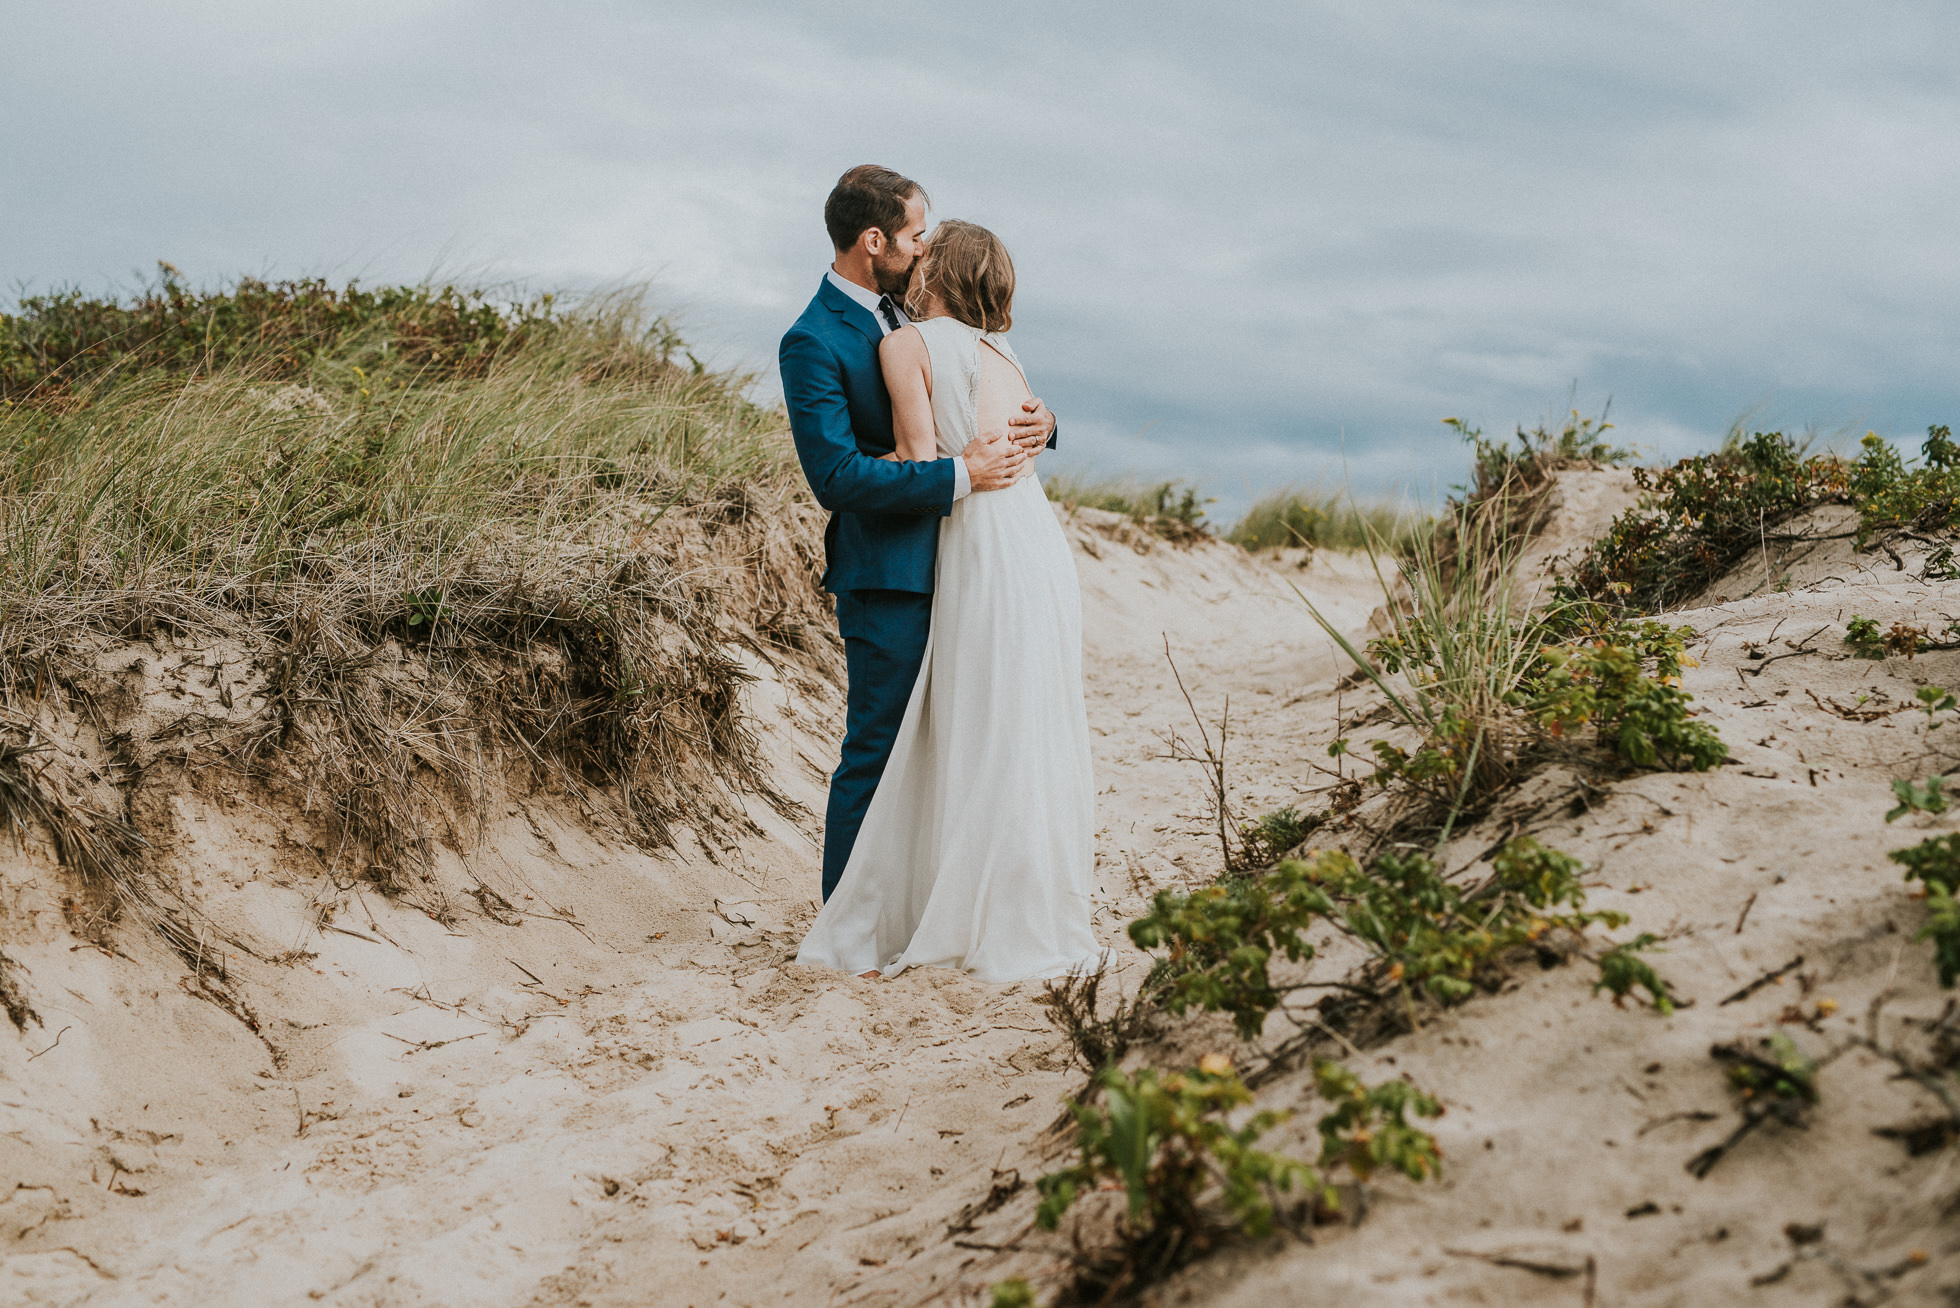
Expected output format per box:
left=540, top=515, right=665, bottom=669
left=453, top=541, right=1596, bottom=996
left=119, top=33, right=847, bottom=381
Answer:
left=1593, top=933, right=1676, bottom=1014
left=1919, top=884, right=1960, bottom=992
left=1568, top=430, right=1850, bottom=613
left=1525, top=629, right=1725, bottom=772
left=1917, top=685, right=1958, bottom=727
left=1035, top=1056, right=1440, bottom=1290
left=1844, top=616, right=1886, bottom=658
left=1128, top=860, right=1327, bottom=1040
left=1311, top=1058, right=1444, bottom=1182
left=1722, top=1032, right=1819, bottom=1102
left=1035, top=1058, right=1315, bottom=1253
left=1887, top=777, right=1950, bottom=823
left=1851, top=426, right=1960, bottom=534
left=988, top=1279, right=1036, bottom=1308
left=1238, top=804, right=1319, bottom=866
left=1887, top=832, right=1960, bottom=986
left=1448, top=407, right=1632, bottom=501
left=1306, top=838, right=1628, bottom=1018
left=1132, top=836, right=1634, bottom=1038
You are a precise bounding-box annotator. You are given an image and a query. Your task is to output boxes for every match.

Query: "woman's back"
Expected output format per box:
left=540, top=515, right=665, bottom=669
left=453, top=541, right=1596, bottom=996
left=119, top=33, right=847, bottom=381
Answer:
left=974, top=337, right=1033, bottom=443
left=914, top=317, right=1033, bottom=461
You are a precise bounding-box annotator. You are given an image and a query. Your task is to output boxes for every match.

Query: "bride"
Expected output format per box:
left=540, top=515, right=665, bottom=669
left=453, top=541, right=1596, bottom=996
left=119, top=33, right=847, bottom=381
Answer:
left=795, top=220, right=1101, bottom=984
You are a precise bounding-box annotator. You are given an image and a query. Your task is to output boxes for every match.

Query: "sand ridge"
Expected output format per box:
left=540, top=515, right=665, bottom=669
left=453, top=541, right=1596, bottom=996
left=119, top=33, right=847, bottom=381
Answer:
left=4, top=490, right=1959, bottom=1305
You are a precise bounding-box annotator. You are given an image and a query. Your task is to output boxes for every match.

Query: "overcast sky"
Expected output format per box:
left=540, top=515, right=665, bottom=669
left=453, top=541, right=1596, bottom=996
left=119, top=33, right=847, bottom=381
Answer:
left=6, top=2, right=1958, bottom=519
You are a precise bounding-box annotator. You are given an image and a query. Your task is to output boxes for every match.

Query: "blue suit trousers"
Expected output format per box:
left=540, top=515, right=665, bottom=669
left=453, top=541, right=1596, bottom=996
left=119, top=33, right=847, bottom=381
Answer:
left=823, top=588, right=934, bottom=900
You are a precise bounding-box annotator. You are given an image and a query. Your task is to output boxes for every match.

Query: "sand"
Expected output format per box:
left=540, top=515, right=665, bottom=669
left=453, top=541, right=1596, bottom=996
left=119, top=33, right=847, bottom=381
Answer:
left=3, top=486, right=1958, bottom=1306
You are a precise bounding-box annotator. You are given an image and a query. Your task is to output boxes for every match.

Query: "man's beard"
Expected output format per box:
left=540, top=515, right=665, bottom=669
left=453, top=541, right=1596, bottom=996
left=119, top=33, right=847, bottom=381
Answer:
left=872, top=253, right=916, bottom=297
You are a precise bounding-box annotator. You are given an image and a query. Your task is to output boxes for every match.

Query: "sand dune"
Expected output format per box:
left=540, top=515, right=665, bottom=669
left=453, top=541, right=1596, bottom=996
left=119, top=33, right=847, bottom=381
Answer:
left=3, top=486, right=1958, bottom=1306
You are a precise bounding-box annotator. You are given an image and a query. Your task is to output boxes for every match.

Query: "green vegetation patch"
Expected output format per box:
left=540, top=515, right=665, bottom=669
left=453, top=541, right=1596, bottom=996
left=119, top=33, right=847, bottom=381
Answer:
left=1044, top=474, right=1213, bottom=542
left=1035, top=1054, right=1440, bottom=1291
left=1567, top=424, right=1960, bottom=614
left=1129, top=835, right=1656, bottom=1040
left=1887, top=832, right=1960, bottom=987
left=0, top=263, right=620, bottom=406
left=1227, top=487, right=1423, bottom=553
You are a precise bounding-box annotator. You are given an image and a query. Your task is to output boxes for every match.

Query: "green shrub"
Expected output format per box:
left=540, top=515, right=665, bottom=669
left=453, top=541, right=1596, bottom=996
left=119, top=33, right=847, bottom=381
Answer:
left=1887, top=778, right=1949, bottom=823
left=1593, top=933, right=1676, bottom=1014
left=1312, top=1058, right=1444, bottom=1182
left=1916, top=686, right=1958, bottom=726
left=1130, top=836, right=1639, bottom=1036
left=1919, top=884, right=1960, bottom=991
left=1035, top=1056, right=1440, bottom=1276
left=1887, top=832, right=1960, bottom=986
left=1690, top=1032, right=1821, bottom=1177
left=1450, top=407, right=1632, bottom=500
left=1846, top=616, right=1887, bottom=658
left=1569, top=425, right=1960, bottom=615
left=1567, top=430, right=1850, bottom=612
left=1128, top=859, right=1327, bottom=1040
left=1310, top=838, right=1626, bottom=1008
left=988, top=1280, right=1036, bottom=1308
left=1035, top=1058, right=1314, bottom=1247
left=1720, top=1031, right=1818, bottom=1104
left=1525, top=628, right=1726, bottom=771
left=0, top=263, right=600, bottom=404
left=1852, top=426, right=1960, bottom=532
left=1044, top=474, right=1213, bottom=541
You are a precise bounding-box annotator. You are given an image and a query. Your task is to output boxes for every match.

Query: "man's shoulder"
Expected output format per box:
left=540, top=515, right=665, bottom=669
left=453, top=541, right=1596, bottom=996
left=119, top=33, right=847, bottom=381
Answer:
left=781, top=292, right=841, bottom=354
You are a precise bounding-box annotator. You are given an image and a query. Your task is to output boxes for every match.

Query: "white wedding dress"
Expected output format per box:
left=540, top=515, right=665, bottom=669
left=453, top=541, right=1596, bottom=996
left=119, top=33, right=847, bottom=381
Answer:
left=796, top=318, right=1101, bottom=983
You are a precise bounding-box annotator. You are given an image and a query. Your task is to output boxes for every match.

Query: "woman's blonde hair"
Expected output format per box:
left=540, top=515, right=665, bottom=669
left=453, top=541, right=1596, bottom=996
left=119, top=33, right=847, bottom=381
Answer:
left=909, top=219, right=1014, bottom=332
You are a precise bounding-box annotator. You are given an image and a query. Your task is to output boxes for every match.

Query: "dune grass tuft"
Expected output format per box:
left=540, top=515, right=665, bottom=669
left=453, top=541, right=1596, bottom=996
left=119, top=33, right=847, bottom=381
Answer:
left=1043, top=472, right=1213, bottom=542
left=0, top=271, right=819, bottom=941
left=1227, top=487, right=1424, bottom=553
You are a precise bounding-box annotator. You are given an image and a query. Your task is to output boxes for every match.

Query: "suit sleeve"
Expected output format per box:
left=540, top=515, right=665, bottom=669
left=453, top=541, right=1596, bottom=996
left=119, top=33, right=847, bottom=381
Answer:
left=780, top=327, right=956, bottom=517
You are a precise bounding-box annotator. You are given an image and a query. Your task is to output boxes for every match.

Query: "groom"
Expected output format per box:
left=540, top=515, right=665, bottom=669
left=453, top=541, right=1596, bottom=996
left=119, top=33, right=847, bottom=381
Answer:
left=780, top=164, right=1057, bottom=900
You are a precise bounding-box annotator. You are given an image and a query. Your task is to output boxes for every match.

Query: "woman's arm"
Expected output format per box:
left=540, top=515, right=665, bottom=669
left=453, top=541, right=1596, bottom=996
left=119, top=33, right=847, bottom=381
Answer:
left=879, top=326, right=939, bottom=462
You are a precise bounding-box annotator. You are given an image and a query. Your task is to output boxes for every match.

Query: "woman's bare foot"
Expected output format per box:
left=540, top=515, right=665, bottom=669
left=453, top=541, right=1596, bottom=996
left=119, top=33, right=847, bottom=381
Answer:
left=857, top=969, right=883, bottom=981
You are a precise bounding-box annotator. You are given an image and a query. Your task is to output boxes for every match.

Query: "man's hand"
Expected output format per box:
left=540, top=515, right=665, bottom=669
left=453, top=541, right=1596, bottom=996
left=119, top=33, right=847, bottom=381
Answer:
left=961, top=432, right=1030, bottom=492
left=1008, top=397, right=1056, bottom=454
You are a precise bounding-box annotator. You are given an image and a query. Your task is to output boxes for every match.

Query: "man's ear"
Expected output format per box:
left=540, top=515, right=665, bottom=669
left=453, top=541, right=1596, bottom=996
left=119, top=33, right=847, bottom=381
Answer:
left=862, top=227, right=885, bottom=257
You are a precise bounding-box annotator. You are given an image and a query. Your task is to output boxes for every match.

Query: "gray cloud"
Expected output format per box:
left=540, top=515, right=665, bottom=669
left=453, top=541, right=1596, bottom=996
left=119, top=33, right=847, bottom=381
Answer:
left=6, top=1, right=1959, bottom=519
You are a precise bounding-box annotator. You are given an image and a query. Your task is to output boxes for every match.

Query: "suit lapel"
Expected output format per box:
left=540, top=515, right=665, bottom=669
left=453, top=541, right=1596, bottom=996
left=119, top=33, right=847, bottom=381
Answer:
left=818, top=277, right=885, bottom=348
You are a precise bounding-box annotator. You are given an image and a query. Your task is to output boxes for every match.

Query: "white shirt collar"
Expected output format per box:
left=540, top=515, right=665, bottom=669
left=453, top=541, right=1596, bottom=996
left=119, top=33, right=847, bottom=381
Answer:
left=826, top=268, right=908, bottom=335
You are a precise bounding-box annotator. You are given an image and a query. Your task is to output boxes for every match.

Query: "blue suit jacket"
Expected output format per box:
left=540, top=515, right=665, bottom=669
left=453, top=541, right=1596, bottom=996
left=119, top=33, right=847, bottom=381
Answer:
left=780, top=279, right=954, bottom=594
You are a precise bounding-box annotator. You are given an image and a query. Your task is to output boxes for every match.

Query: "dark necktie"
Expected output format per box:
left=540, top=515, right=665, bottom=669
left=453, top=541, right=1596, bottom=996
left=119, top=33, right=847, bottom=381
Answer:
left=876, top=295, right=902, bottom=332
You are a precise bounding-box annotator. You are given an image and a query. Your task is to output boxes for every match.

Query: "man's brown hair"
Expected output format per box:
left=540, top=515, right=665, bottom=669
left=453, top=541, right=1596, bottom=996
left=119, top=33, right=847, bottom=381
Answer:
left=824, top=165, right=926, bottom=253
left=912, top=220, right=1015, bottom=333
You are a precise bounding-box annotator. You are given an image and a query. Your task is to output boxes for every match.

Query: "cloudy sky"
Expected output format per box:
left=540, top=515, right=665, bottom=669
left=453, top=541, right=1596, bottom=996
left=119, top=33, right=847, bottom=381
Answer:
left=6, top=2, right=1958, bottom=519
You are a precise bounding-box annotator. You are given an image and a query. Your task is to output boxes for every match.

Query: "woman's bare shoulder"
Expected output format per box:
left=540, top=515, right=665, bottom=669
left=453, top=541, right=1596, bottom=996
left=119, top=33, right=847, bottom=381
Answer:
left=878, top=323, right=927, bottom=359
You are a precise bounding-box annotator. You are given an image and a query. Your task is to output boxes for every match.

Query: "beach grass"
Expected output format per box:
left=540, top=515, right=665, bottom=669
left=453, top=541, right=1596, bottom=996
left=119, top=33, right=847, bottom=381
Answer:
left=0, top=270, right=814, bottom=939
left=1226, top=486, right=1424, bottom=553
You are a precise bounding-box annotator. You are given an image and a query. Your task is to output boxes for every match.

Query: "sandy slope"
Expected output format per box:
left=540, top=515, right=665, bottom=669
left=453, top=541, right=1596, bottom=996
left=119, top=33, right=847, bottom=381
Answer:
left=5, top=482, right=1959, bottom=1307
left=0, top=503, right=1367, bottom=1307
